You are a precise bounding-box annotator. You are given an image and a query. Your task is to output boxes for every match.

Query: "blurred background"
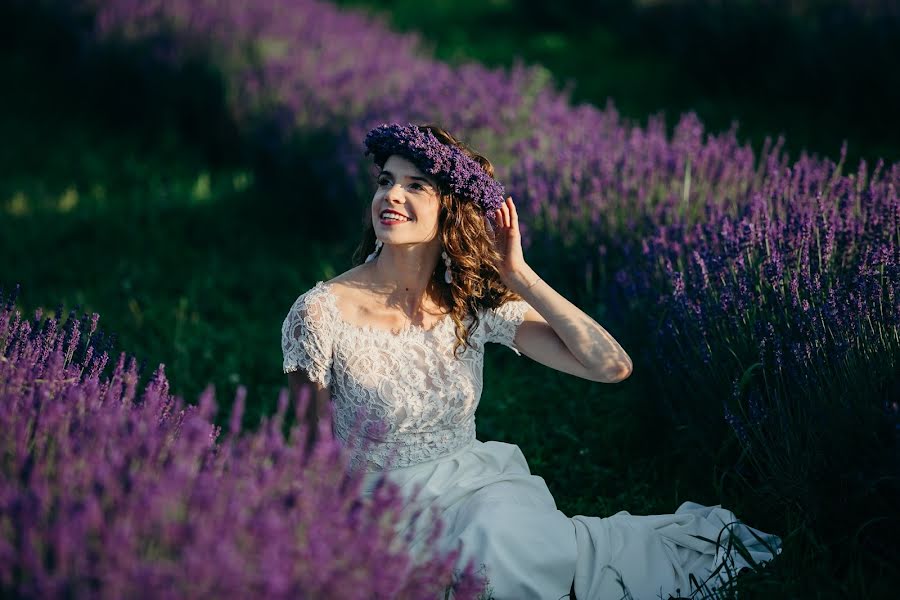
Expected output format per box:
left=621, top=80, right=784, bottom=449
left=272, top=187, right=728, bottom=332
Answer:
left=337, top=0, right=900, bottom=168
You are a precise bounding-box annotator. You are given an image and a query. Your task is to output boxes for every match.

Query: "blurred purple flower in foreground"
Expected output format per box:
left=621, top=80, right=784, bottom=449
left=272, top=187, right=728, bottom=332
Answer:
left=0, top=287, right=487, bottom=599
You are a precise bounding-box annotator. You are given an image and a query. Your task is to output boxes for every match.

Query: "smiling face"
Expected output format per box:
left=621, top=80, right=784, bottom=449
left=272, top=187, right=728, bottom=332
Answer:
left=371, top=155, right=442, bottom=244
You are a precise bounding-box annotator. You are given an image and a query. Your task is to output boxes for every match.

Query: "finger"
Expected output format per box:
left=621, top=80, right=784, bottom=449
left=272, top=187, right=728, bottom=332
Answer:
left=508, top=197, right=518, bottom=230
left=503, top=202, right=511, bottom=229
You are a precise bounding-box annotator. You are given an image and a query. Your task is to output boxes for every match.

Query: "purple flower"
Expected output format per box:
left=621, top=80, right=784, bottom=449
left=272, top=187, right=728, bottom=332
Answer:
left=363, top=123, right=506, bottom=218
left=0, top=297, right=487, bottom=599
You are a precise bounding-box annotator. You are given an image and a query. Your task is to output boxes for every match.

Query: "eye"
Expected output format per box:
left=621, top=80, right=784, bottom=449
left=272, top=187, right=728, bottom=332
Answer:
left=377, top=176, right=391, bottom=186
left=410, top=182, right=425, bottom=191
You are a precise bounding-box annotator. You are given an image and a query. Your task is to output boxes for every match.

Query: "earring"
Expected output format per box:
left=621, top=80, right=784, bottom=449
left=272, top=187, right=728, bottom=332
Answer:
left=365, top=239, right=383, bottom=263
left=441, top=250, right=452, bottom=284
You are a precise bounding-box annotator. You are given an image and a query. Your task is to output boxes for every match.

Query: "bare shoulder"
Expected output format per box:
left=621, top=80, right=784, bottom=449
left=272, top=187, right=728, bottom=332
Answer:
left=322, top=264, right=372, bottom=300
left=325, top=263, right=369, bottom=285
left=317, top=264, right=379, bottom=322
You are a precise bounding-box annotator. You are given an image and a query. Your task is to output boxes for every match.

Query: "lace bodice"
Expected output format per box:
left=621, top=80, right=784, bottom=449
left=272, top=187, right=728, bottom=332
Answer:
left=281, top=281, right=532, bottom=471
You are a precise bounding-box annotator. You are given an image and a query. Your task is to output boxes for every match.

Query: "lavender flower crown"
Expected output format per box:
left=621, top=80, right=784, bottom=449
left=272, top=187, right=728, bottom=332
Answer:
left=363, top=123, right=506, bottom=219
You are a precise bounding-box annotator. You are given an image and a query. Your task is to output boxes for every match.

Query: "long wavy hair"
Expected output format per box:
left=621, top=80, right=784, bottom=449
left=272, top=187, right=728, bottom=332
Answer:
left=351, top=124, right=523, bottom=358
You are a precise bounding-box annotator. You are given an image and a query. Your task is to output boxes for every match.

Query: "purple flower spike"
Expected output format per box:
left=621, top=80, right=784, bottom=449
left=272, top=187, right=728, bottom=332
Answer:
left=0, top=293, right=488, bottom=599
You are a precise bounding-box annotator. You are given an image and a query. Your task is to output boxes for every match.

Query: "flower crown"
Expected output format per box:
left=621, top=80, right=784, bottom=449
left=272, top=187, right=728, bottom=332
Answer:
left=363, top=123, right=506, bottom=218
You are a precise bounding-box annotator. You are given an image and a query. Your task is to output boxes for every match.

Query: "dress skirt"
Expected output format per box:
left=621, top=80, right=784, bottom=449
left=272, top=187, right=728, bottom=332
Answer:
left=360, top=439, right=782, bottom=600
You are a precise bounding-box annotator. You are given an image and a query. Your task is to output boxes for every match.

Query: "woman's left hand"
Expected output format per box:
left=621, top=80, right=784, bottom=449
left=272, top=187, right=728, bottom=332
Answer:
left=489, top=196, right=532, bottom=291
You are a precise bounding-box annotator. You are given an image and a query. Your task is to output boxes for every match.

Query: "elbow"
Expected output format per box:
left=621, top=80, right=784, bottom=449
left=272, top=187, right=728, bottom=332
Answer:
left=609, top=364, right=633, bottom=383
left=593, top=355, right=633, bottom=383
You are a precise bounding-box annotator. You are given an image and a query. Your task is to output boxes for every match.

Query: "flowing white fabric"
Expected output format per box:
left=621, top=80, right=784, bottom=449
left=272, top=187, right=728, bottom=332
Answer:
left=282, top=281, right=782, bottom=599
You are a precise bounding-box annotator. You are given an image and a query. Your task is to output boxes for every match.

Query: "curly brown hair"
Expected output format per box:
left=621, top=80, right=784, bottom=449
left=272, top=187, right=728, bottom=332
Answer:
left=351, top=124, right=523, bottom=358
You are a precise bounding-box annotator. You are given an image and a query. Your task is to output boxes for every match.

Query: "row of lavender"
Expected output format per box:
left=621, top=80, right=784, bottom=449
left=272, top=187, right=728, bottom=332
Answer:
left=0, top=287, right=488, bottom=598
left=79, top=9, right=899, bottom=328
left=88, top=2, right=900, bottom=422
left=33, top=0, right=900, bottom=563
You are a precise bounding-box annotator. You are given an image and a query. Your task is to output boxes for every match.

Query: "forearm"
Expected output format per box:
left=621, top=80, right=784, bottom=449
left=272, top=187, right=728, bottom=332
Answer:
left=508, top=264, right=633, bottom=381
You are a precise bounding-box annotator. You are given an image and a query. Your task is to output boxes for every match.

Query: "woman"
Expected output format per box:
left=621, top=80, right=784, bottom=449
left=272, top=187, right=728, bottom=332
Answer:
left=282, top=123, right=782, bottom=599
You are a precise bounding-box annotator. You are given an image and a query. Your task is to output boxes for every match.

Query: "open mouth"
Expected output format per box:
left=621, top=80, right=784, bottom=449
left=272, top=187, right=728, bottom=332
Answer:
left=380, top=210, right=413, bottom=224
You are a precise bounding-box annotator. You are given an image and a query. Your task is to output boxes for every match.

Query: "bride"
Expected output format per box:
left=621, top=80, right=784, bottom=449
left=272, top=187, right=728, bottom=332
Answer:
left=282, top=123, right=782, bottom=599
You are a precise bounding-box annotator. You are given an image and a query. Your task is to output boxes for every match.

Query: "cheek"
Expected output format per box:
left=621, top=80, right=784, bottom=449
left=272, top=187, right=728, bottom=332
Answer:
left=427, top=198, right=442, bottom=219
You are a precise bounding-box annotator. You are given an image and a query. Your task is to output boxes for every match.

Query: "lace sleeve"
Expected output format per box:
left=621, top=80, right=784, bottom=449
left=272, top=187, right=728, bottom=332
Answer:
left=281, top=289, right=334, bottom=387
left=480, top=299, right=532, bottom=356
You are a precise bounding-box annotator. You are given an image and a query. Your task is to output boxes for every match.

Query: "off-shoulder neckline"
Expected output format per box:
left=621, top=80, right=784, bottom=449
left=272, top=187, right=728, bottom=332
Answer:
left=310, top=280, right=466, bottom=338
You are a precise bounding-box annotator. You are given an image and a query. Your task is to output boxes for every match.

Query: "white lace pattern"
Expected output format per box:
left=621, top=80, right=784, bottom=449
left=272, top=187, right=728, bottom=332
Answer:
left=281, top=280, right=532, bottom=471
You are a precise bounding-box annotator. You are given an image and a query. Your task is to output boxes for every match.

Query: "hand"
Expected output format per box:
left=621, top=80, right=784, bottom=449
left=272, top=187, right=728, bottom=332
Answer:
left=488, top=196, right=533, bottom=292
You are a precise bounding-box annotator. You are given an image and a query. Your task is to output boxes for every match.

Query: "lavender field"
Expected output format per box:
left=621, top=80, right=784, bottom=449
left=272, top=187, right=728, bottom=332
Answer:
left=2, top=0, right=898, bottom=597
left=0, top=291, right=489, bottom=597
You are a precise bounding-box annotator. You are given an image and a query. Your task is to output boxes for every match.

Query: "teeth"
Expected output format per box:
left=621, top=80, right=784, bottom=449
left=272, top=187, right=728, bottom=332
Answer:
left=381, top=212, right=410, bottom=221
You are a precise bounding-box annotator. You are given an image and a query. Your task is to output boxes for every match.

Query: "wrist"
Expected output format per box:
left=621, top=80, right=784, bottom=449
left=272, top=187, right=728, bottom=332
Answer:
left=524, top=275, right=542, bottom=289
left=509, top=265, right=540, bottom=293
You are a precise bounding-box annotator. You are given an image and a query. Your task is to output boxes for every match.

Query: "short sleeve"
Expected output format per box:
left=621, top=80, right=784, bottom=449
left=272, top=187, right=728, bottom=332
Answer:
left=480, top=299, right=532, bottom=356
left=281, top=287, right=334, bottom=387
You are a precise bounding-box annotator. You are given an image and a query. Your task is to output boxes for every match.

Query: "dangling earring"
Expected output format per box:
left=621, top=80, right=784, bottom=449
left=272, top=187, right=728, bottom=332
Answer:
left=441, top=250, right=453, bottom=284
left=365, top=239, right=383, bottom=263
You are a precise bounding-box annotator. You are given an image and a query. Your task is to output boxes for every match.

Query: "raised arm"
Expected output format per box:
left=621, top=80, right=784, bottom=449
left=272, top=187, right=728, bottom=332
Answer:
left=503, top=282, right=632, bottom=383
left=488, top=196, right=633, bottom=383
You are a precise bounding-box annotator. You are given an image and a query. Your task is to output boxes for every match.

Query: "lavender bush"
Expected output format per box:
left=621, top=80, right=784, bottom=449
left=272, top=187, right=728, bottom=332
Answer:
left=0, top=286, right=488, bottom=599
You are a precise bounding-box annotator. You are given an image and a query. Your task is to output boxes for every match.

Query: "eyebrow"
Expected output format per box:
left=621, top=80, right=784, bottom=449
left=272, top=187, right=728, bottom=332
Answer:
left=379, top=170, right=434, bottom=185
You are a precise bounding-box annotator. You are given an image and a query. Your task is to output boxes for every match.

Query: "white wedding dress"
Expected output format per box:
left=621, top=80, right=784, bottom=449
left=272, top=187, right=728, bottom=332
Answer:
left=282, top=281, right=782, bottom=600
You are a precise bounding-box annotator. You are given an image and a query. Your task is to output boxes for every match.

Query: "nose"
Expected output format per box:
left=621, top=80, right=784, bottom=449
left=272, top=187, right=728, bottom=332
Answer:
left=386, top=182, right=406, bottom=202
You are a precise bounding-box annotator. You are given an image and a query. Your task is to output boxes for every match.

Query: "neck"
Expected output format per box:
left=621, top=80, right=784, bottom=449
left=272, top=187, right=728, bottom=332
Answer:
left=369, top=242, right=443, bottom=312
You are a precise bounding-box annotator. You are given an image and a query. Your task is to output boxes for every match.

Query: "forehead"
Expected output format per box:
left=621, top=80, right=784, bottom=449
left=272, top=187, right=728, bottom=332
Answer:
left=382, top=155, right=434, bottom=184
